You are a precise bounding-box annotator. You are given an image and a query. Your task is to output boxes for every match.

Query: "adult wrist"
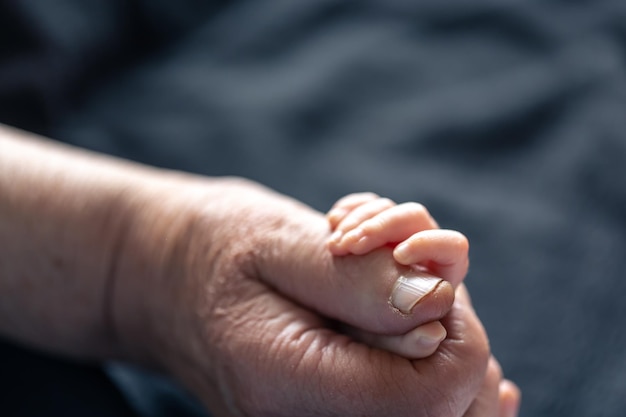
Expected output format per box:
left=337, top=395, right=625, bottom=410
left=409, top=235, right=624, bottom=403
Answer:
left=105, top=173, right=258, bottom=369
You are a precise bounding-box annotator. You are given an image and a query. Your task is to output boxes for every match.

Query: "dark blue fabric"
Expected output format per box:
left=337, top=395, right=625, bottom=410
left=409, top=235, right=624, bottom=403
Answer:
left=1, top=1, right=625, bottom=416
left=0, top=338, right=138, bottom=417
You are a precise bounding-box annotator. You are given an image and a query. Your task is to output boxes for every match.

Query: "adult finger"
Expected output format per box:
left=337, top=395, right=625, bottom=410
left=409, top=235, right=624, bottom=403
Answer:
left=200, top=279, right=490, bottom=417
left=499, top=379, right=522, bottom=417
left=348, top=320, right=447, bottom=359
left=462, top=356, right=503, bottom=417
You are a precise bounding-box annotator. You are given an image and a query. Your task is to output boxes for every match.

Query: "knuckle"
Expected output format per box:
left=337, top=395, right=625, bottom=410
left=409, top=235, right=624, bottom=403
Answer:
left=404, top=201, right=429, bottom=218
left=334, top=192, right=377, bottom=208
left=350, top=191, right=379, bottom=203
left=359, top=192, right=380, bottom=200
left=478, top=331, right=492, bottom=359
left=378, top=197, right=396, bottom=209
left=486, top=358, right=503, bottom=386
left=449, top=230, right=470, bottom=253
left=463, top=327, right=492, bottom=378
left=363, top=214, right=388, bottom=233
left=437, top=230, right=469, bottom=258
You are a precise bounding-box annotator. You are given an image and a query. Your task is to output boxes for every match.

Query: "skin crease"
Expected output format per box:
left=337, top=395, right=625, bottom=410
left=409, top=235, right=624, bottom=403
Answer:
left=0, top=125, right=520, bottom=417
left=114, top=181, right=517, bottom=417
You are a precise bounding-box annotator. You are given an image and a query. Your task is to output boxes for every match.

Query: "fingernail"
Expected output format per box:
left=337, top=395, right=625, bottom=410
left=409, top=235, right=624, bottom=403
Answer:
left=393, top=242, right=410, bottom=263
left=390, top=271, right=443, bottom=314
left=327, top=208, right=346, bottom=222
left=343, top=227, right=364, bottom=244
left=329, top=230, right=343, bottom=243
left=503, top=401, right=519, bottom=417
left=415, top=331, right=446, bottom=352
left=500, top=380, right=521, bottom=417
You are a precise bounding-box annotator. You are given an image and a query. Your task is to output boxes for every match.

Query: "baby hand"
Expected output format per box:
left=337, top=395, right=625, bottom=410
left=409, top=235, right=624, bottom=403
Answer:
left=326, top=192, right=469, bottom=359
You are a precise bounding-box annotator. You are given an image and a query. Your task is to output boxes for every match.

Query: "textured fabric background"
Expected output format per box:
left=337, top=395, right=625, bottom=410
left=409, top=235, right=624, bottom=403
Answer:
left=1, top=2, right=625, bottom=416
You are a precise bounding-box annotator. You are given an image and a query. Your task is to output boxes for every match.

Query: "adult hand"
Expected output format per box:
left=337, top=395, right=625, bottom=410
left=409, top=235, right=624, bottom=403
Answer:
left=0, top=126, right=518, bottom=416
left=111, top=177, right=520, bottom=417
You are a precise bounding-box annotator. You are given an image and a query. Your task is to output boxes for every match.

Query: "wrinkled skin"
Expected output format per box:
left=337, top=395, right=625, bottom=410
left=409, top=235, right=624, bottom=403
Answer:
left=111, top=177, right=517, bottom=417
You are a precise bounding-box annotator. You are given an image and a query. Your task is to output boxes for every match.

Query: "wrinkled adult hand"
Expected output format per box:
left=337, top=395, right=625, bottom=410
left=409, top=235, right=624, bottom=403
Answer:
left=0, top=128, right=519, bottom=416
left=110, top=177, right=519, bottom=417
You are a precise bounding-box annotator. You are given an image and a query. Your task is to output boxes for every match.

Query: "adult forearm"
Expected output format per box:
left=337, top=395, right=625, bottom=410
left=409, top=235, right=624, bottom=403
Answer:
left=0, top=126, right=518, bottom=417
left=0, top=124, right=165, bottom=359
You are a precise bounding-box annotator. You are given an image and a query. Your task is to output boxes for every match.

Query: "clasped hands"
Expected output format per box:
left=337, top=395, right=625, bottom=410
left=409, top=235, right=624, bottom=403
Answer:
left=109, top=177, right=520, bottom=417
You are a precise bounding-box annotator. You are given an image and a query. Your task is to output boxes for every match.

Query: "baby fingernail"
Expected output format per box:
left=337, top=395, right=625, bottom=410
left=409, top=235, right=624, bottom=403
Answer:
left=327, top=208, right=346, bottom=222
left=504, top=401, right=518, bottom=417
left=500, top=380, right=521, bottom=417
left=390, top=271, right=443, bottom=314
left=341, top=228, right=364, bottom=245
left=393, top=242, right=409, bottom=263
left=329, top=230, right=343, bottom=243
left=343, top=227, right=364, bottom=243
